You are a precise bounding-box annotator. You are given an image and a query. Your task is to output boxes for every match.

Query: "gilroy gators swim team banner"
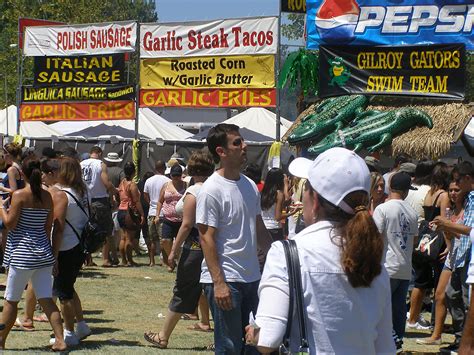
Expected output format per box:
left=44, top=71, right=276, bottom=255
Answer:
left=319, top=43, right=465, bottom=99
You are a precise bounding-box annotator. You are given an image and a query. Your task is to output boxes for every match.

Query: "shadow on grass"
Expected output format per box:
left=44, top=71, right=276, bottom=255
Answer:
left=80, top=339, right=148, bottom=349
left=83, top=309, right=104, bottom=315
left=86, top=317, right=115, bottom=324
left=89, top=326, right=121, bottom=335
left=77, top=270, right=109, bottom=279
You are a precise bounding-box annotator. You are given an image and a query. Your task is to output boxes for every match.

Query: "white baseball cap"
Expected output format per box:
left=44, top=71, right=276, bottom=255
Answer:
left=288, top=147, right=370, bottom=214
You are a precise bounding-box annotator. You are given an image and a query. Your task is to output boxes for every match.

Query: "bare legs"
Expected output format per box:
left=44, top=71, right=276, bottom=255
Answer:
left=424, top=270, right=452, bottom=342
left=160, top=239, right=172, bottom=271
left=119, top=229, right=136, bottom=266
left=60, top=291, right=85, bottom=332
left=0, top=298, right=66, bottom=351
left=408, top=287, right=425, bottom=324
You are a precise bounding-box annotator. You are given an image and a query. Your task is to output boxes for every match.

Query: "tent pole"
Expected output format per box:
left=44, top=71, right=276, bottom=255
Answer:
left=275, top=8, right=282, bottom=142
left=134, top=21, right=140, bottom=140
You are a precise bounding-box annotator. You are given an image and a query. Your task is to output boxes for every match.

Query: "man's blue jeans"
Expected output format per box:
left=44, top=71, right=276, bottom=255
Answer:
left=390, top=278, right=409, bottom=340
left=203, top=281, right=260, bottom=355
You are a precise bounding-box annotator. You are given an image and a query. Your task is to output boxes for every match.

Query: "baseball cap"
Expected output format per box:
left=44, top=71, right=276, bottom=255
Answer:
left=170, top=164, right=183, bottom=177
left=288, top=147, right=370, bottom=214
left=390, top=172, right=417, bottom=191
left=399, top=162, right=416, bottom=176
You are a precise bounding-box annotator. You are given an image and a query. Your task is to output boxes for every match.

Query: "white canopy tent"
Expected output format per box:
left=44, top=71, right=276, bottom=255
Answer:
left=223, top=108, right=292, bottom=140
left=0, top=105, right=62, bottom=138
left=50, top=108, right=193, bottom=140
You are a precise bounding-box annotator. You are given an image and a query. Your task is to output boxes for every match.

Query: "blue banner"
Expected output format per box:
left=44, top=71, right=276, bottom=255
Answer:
left=306, top=0, right=474, bottom=50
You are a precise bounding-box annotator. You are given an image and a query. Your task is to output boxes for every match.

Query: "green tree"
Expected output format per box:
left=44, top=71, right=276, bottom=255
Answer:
left=0, top=0, right=157, bottom=108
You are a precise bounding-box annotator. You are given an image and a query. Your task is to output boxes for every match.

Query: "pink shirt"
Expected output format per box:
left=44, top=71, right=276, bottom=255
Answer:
left=162, top=187, right=184, bottom=223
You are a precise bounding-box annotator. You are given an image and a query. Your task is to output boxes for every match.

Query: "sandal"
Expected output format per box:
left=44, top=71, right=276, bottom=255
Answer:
left=144, top=331, right=168, bottom=349
left=14, top=317, right=35, bottom=332
left=187, top=322, right=213, bottom=332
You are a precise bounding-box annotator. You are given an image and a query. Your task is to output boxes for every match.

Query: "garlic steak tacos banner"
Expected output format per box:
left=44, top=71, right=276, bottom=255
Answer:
left=23, top=21, right=137, bottom=56
left=140, top=55, right=275, bottom=89
left=33, top=54, right=126, bottom=86
left=319, top=44, right=465, bottom=100
left=140, top=17, right=278, bottom=58
left=22, top=85, right=135, bottom=102
left=20, top=101, right=135, bottom=121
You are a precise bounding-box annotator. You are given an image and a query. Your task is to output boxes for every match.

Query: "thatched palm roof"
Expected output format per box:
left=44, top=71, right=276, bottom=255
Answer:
left=283, top=101, right=473, bottom=159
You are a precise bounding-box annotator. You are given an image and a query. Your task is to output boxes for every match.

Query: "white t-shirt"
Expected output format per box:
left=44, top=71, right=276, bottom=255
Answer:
left=382, top=171, right=394, bottom=195
left=256, top=221, right=394, bottom=354
left=80, top=158, right=108, bottom=199
left=373, top=199, right=418, bottom=280
left=175, top=183, right=202, bottom=228
left=143, top=174, right=170, bottom=217
left=405, top=184, right=430, bottom=224
left=197, top=172, right=261, bottom=283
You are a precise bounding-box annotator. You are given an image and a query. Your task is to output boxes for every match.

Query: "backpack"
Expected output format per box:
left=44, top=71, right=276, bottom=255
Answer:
left=61, top=190, right=108, bottom=254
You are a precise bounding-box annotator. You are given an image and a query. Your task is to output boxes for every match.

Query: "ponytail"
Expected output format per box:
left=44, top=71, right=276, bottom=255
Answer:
left=22, top=156, right=43, bottom=202
left=341, top=207, right=383, bottom=288
left=319, top=191, right=383, bottom=288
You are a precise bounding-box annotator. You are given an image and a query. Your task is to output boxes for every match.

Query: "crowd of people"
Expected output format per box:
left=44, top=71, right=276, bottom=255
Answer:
left=0, top=124, right=473, bottom=354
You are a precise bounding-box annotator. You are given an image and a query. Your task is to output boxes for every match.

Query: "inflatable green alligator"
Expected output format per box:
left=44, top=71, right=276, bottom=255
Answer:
left=308, top=108, right=433, bottom=155
left=287, top=95, right=369, bottom=144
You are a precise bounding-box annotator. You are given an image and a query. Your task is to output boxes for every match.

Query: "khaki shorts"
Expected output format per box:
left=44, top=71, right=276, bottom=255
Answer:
left=146, top=216, right=162, bottom=243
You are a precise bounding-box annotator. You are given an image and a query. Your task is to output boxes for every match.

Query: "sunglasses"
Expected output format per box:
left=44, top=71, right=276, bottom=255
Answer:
left=231, top=137, right=244, bottom=147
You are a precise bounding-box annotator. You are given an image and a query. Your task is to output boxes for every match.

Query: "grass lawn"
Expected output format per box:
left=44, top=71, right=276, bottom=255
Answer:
left=0, top=254, right=454, bottom=354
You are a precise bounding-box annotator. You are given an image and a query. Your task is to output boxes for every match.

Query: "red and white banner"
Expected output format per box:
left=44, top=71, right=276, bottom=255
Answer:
left=140, top=17, right=278, bottom=58
left=23, top=21, right=137, bottom=56
left=140, top=89, right=276, bottom=108
left=20, top=101, right=135, bottom=121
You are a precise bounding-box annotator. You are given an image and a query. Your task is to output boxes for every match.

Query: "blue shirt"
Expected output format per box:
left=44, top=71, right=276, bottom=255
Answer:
left=455, top=191, right=474, bottom=269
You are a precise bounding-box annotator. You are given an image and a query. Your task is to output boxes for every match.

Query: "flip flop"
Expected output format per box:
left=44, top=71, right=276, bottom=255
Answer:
left=180, top=314, right=199, bottom=321
left=144, top=331, right=168, bottom=349
left=187, top=323, right=213, bottom=332
left=14, top=317, right=35, bottom=331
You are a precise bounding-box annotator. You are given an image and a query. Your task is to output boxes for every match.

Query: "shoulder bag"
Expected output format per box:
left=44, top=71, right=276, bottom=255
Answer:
left=279, top=239, right=309, bottom=355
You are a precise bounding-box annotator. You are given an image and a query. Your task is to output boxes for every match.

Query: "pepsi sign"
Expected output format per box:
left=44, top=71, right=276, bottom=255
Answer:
left=307, top=0, right=474, bottom=50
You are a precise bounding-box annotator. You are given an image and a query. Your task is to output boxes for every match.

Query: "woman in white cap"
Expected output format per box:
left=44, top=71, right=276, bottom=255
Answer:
left=245, top=147, right=395, bottom=354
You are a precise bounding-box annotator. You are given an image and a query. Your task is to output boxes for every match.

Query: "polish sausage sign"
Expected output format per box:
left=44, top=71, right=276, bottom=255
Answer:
left=23, top=21, right=137, bottom=56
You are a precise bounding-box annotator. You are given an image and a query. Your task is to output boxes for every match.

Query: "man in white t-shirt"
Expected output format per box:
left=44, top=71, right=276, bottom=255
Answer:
left=197, top=123, right=272, bottom=354
left=373, top=172, right=418, bottom=352
left=80, top=146, right=117, bottom=267
left=143, top=160, right=169, bottom=267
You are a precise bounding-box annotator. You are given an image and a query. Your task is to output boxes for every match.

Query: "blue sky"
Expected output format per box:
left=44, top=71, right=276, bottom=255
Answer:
left=155, top=0, right=279, bottom=22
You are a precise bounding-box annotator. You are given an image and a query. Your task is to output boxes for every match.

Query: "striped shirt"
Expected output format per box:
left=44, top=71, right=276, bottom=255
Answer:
left=3, top=208, right=55, bottom=269
left=455, top=191, right=474, bottom=269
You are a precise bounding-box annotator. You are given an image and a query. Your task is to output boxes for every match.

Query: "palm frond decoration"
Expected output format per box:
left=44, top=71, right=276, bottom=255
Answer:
left=278, top=49, right=319, bottom=96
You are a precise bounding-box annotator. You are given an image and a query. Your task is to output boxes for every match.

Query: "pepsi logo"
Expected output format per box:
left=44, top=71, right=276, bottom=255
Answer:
left=315, top=0, right=360, bottom=44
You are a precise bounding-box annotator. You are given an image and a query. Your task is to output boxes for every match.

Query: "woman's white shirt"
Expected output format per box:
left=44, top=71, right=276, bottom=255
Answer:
left=256, top=220, right=395, bottom=355
left=57, top=186, right=89, bottom=251
left=261, top=203, right=280, bottom=230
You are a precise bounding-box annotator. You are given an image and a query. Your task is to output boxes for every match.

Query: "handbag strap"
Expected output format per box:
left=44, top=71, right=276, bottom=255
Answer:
left=281, top=239, right=309, bottom=352
left=281, top=240, right=295, bottom=350
left=61, top=189, right=90, bottom=218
